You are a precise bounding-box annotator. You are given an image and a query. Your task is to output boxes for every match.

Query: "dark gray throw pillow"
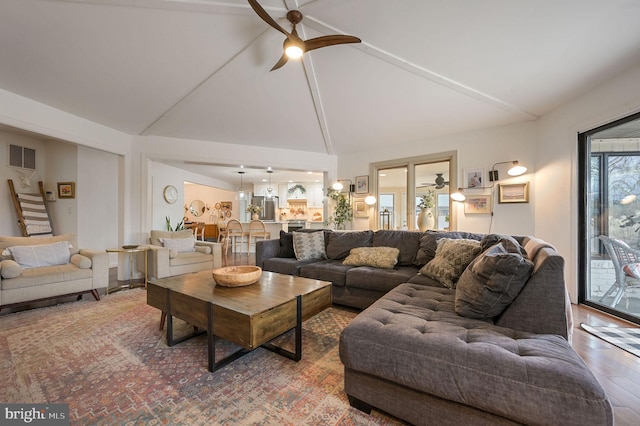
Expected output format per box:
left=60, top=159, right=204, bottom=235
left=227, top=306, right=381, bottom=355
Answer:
left=479, top=234, right=527, bottom=256
left=279, top=230, right=295, bottom=258
left=455, top=242, right=534, bottom=319
left=414, top=230, right=484, bottom=266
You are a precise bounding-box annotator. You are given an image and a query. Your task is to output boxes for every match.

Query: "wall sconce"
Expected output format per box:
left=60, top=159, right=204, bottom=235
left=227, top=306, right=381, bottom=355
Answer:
left=332, top=179, right=355, bottom=193
left=488, top=160, right=527, bottom=181
left=450, top=160, right=527, bottom=202
left=364, top=195, right=377, bottom=205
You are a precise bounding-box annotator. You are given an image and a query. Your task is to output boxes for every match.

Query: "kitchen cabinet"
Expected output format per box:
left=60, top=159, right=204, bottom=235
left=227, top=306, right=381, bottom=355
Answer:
left=278, top=184, right=288, bottom=208
left=307, top=183, right=324, bottom=208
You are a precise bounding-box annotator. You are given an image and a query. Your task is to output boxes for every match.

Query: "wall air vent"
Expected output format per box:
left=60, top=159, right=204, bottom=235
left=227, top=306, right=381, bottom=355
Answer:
left=9, top=144, right=36, bottom=170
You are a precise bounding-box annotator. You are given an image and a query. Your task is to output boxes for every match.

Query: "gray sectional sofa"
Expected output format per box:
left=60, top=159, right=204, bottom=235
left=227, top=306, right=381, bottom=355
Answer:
left=256, top=229, right=613, bottom=425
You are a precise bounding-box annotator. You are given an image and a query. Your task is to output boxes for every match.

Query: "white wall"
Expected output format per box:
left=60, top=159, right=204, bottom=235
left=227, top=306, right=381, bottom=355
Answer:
left=536, top=63, right=640, bottom=303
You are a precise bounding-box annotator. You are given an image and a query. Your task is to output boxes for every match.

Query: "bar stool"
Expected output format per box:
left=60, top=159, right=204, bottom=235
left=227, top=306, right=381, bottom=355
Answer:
left=247, top=220, right=271, bottom=253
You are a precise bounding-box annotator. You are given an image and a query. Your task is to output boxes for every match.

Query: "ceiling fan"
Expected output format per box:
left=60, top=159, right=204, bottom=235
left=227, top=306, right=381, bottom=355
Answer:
left=419, top=173, right=450, bottom=190
left=248, top=0, right=362, bottom=71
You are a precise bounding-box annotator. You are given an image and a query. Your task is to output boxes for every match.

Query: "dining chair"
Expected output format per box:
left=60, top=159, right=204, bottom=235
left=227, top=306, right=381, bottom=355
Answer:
left=247, top=220, right=271, bottom=253
left=222, top=219, right=246, bottom=254
left=598, top=235, right=640, bottom=309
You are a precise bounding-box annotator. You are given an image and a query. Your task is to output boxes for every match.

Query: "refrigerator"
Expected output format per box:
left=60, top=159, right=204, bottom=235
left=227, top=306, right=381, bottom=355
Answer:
left=251, top=195, right=279, bottom=221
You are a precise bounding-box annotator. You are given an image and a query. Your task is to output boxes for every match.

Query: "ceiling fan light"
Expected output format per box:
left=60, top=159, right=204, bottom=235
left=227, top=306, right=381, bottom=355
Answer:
left=285, top=44, right=304, bottom=59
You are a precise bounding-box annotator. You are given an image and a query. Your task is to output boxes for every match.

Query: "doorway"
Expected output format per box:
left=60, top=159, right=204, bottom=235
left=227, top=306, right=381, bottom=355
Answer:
left=579, top=111, right=640, bottom=324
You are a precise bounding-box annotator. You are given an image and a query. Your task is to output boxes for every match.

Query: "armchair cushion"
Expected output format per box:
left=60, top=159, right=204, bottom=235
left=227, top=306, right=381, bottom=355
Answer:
left=1, top=259, right=22, bottom=279
left=4, top=241, right=72, bottom=269
left=195, top=245, right=212, bottom=254
left=160, top=237, right=195, bottom=254
left=149, top=230, right=193, bottom=246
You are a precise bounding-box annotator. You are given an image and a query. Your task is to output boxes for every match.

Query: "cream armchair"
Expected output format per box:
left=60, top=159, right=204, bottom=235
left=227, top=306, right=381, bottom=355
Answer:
left=147, top=230, right=222, bottom=279
left=0, top=233, right=108, bottom=311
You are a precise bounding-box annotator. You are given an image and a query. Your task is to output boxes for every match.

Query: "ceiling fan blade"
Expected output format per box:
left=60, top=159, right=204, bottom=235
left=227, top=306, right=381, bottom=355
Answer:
left=248, top=0, right=289, bottom=36
left=304, top=35, right=361, bottom=52
left=270, top=53, right=289, bottom=71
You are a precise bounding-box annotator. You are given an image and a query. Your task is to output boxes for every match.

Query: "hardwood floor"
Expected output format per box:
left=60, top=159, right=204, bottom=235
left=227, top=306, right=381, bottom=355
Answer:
left=4, top=251, right=640, bottom=424
left=571, top=305, right=640, bottom=425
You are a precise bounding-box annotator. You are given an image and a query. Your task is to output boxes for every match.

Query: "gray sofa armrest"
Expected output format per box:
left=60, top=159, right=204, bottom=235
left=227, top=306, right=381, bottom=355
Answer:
left=195, top=241, right=223, bottom=269
left=495, top=246, right=568, bottom=338
left=79, top=249, right=109, bottom=289
left=256, top=239, right=281, bottom=268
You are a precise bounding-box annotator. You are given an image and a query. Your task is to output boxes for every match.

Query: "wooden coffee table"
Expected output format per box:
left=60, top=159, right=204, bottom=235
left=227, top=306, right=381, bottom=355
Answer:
left=147, top=270, right=331, bottom=372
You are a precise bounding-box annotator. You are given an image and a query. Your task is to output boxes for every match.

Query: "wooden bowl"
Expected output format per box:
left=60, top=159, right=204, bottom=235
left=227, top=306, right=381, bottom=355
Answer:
left=212, top=266, right=262, bottom=287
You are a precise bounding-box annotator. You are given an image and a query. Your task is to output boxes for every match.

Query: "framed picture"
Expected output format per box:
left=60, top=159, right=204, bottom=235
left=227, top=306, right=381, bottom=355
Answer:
left=220, top=201, right=232, bottom=210
left=464, top=168, right=485, bottom=189
left=354, top=200, right=368, bottom=217
left=57, top=182, right=75, bottom=199
left=465, top=195, right=492, bottom=214
left=355, top=175, right=369, bottom=194
left=499, top=182, right=529, bottom=203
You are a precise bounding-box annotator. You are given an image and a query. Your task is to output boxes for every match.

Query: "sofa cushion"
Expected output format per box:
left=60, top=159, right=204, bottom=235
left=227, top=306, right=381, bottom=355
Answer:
left=414, top=231, right=484, bottom=266
left=345, top=265, right=419, bottom=293
left=299, top=260, right=356, bottom=287
left=0, top=233, right=79, bottom=257
left=343, top=247, right=399, bottom=269
left=480, top=234, right=526, bottom=255
left=373, top=230, right=421, bottom=266
left=455, top=241, right=534, bottom=319
left=2, top=263, right=93, bottom=290
left=150, top=229, right=193, bottom=247
left=70, top=254, right=92, bottom=269
left=293, top=231, right=327, bottom=261
left=195, top=245, right=212, bottom=255
left=263, top=257, right=316, bottom=276
left=5, top=241, right=72, bottom=269
left=326, top=230, right=374, bottom=259
left=419, top=238, right=481, bottom=288
left=1, top=259, right=23, bottom=279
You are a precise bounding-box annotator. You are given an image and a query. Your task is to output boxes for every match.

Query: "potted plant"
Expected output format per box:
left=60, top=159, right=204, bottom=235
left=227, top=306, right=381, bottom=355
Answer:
left=325, top=191, right=353, bottom=230
left=246, top=204, right=262, bottom=220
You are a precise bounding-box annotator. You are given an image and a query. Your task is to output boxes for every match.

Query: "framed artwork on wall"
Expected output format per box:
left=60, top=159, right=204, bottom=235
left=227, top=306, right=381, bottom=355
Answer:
left=220, top=201, right=232, bottom=211
left=355, top=175, right=369, bottom=194
left=354, top=199, right=368, bottom=217
left=464, top=195, right=491, bottom=214
left=498, top=182, right=529, bottom=203
left=57, top=182, right=75, bottom=199
left=463, top=168, right=485, bottom=189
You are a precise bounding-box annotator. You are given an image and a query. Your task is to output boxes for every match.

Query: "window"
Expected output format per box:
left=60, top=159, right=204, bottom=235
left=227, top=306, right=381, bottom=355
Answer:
left=9, top=144, right=36, bottom=170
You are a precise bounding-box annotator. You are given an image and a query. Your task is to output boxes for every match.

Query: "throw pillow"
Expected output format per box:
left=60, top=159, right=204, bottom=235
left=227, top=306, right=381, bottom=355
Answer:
left=414, top=231, right=484, bottom=266
left=6, top=241, right=72, bottom=269
left=455, top=242, right=534, bottom=319
left=292, top=231, right=326, bottom=261
left=195, top=246, right=212, bottom=255
left=419, top=238, right=482, bottom=288
left=0, top=259, right=23, bottom=279
left=372, top=230, right=421, bottom=266
left=623, top=263, right=640, bottom=279
left=480, top=234, right=526, bottom=255
left=70, top=254, right=92, bottom=269
left=160, top=237, right=195, bottom=253
left=343, top=246, right=400, bottom=269
left=279, top=230, right=296, bottom=258
left=326, top=230, right=373, bottom=260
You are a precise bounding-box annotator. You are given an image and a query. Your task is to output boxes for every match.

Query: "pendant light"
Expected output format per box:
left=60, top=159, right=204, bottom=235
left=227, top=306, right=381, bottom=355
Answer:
left=266, top=170, right=274, bottom=198
left=238, top=171, right=246, bottom=199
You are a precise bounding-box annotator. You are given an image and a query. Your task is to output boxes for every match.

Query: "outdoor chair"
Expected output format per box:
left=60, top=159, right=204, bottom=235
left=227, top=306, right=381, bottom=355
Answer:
left=598, top=235, right=640, bottom=309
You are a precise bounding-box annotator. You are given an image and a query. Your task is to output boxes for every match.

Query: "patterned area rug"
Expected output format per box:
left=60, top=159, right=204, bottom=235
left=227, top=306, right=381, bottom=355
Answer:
left=580, top=323, right=640, bottom=358
left=0, top=289, right=405, bottom=425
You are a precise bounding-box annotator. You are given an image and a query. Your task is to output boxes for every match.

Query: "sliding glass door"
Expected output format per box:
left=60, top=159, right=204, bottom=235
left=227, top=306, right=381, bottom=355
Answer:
left=579, top=112, right=640, bottom=324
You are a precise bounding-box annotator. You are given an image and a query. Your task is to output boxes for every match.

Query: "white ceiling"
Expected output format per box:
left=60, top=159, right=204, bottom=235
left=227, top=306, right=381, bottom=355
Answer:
left=2, top=0, right=640, bottom=185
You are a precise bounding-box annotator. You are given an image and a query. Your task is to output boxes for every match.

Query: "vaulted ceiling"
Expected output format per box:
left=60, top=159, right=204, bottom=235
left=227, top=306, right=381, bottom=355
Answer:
left=2, top=0, right=640, bottom=162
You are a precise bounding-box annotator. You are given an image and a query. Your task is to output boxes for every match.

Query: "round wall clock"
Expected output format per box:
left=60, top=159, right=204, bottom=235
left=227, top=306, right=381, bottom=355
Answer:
left=163, top=185, right=178, bottom=204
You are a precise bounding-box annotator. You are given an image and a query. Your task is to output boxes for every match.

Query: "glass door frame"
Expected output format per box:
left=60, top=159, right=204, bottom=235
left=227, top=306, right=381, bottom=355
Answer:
left=578, top=111, right=640, bottom=325
left=369, top=151, right=458, bottom=231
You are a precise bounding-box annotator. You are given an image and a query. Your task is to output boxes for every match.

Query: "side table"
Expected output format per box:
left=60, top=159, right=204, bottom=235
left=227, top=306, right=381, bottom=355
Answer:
left=106, top=246, right=149, bottom=294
